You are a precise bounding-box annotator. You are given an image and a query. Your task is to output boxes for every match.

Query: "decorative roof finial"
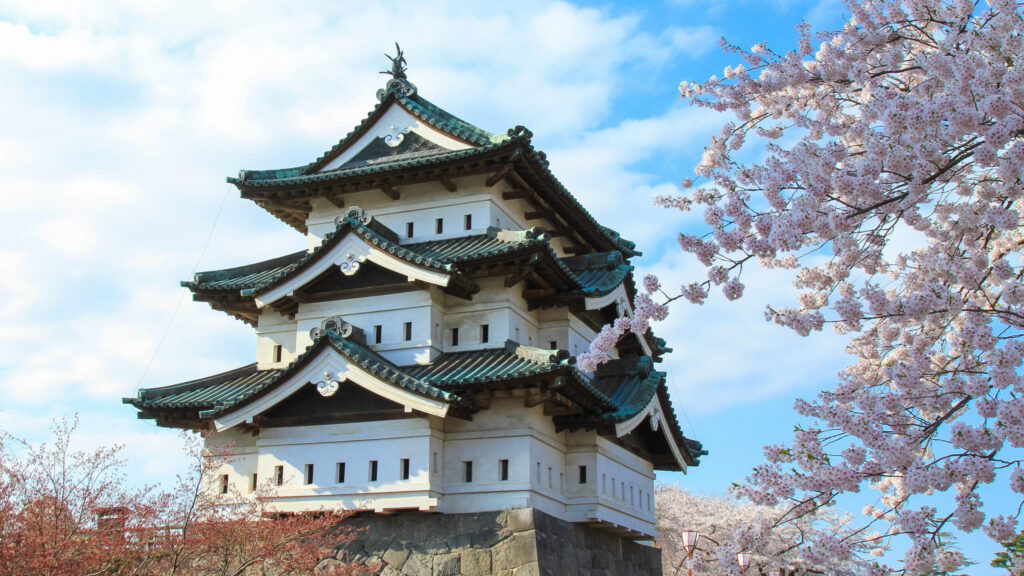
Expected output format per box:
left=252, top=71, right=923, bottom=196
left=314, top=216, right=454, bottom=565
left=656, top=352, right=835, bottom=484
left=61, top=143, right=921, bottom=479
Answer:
left=381, top=42, right=408, bottom=80
left=377, top=42, right=417, bottom=101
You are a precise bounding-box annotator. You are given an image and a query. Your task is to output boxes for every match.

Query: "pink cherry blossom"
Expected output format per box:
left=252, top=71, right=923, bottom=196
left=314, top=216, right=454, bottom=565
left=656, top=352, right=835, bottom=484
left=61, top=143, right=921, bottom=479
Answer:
left=585, top=0, right=1024, bottom=572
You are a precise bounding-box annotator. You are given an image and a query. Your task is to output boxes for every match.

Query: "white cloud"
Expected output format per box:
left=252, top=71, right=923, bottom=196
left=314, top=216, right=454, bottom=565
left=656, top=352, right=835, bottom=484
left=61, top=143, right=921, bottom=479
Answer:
left=0, top=22, right=116, bottom=69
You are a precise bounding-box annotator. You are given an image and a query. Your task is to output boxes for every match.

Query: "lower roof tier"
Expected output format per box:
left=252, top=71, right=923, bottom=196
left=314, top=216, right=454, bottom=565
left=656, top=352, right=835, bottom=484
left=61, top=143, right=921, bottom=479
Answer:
left=124, top=320, right=705, bottom=471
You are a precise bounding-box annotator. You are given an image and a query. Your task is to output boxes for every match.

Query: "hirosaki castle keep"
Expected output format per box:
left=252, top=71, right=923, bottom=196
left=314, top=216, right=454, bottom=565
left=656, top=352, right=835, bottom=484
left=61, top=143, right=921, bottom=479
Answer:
left=125, top=53, right=705, bottom=540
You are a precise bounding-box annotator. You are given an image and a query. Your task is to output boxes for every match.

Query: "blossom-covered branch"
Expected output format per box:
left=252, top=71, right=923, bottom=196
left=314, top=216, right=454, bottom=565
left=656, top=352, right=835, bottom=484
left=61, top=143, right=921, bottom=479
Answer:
left=601, top=0, right=1024, bottom=573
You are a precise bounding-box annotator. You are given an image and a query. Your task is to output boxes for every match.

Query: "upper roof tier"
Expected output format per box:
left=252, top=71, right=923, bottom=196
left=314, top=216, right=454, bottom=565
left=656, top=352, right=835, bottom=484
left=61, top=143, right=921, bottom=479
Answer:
left=226, top=74, right=637, bottom=258
left=185, top=213, right=635, bottom=326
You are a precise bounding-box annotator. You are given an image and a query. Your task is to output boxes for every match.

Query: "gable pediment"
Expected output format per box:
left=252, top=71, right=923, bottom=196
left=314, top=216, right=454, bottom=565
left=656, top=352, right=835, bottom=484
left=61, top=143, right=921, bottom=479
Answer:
left=319, top=103, right=472, bottom=172
left=212, top=341, right=453, bottom=432
left=253, top=227, right=452, bottom=309
left=256, top=379, right=411, bottom=427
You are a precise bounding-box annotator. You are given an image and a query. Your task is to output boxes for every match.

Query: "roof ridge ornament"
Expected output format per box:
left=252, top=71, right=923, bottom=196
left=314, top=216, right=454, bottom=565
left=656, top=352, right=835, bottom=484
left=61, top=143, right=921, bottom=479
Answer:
left=377, top=42, right=417, bottom=101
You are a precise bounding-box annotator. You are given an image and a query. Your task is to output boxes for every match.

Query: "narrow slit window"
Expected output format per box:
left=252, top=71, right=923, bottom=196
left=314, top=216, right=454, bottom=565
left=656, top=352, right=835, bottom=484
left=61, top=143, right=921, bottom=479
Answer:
left=536, top=462, right=541, bottom=482
left=404, top=322, right=412, bottom=341
left=250, top=473, right=258, bottom=492
left=464, top=214, right=472, bottom=230
left=464, top=461, right=473, bottom=483
left=451, top=327, right=459, bottom=346
left=480, top=324, right=489, bottom=343
left=436, top=218, right=443, bottom=234
left=219, top=474, right=229, bottom=495
left=304, top=464, right=314, bottom=485
left=401, top=458, right=410, bottom=480
left=499, top=459, right=509, bottom=481
left=273, top=344, right=282, bottom=363
left=374, top=325, right=382, bottom=344
left=547, top=466, right=552, bottom=488
left=336, top=462, right=346, bottom=483
left=406, top=222, right=414, bottom=238
left=274, top=465, right=284, bottom=487
left=578, top=465, right=587, bottom=484
left=602, top=474, right=607, bottom=494
left=647, top=493, right=652, bottom=511
left=369, top=460, right=378, bottom=482
left=631, top=486, right=635, bottom=506
left=433, top=452, right=438, bottom=475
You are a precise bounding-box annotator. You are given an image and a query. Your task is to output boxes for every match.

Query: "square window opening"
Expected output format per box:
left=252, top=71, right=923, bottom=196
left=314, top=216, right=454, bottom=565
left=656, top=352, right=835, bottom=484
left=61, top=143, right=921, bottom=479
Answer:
left=273, top=344, right=282, bottom=363
left=219, top=474, right=229, bottom=495
left=549, top=340, right=557, bottom=350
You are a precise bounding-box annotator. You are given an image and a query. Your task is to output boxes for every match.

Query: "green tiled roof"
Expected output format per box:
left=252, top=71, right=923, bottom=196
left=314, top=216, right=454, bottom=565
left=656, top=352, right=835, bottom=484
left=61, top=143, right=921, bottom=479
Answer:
left=554, top=356, right=705, bottom=467
left=228, top=87, right=510, bottom=186
left=125, top=338, right=592, bottom=419
left=185, top=220, right=630, bottom=301
left=228, top=143, right=510, bottom=188
left=183, top=217, right=459, bottom=295
left=128, top=364, right=282, bottom=409
left=224, top=80, right=637, bottom=258
left=304, top=89, right=509, bottom=174
left=124, top=327, right=462, bottom=418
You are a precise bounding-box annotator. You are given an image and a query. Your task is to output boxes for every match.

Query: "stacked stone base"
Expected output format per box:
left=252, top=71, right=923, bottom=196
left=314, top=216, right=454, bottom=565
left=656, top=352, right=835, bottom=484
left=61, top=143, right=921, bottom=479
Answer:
left=319, top=508, right=661, bottom=576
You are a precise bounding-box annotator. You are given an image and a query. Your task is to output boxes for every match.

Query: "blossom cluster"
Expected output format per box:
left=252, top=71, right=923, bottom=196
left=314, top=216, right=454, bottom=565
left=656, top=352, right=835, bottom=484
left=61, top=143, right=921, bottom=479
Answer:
left=655, top=0, right=1024, bottom=573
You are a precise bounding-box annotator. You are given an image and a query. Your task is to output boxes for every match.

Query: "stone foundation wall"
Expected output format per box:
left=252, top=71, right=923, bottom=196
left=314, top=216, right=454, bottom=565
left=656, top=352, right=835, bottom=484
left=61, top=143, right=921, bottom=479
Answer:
left=319, top=508, right=661, bottom=576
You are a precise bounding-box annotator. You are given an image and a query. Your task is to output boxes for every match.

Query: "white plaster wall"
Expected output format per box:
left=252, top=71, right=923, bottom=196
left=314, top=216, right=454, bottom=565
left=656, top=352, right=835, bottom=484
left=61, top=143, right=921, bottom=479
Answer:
left=294, top=291, right=441, bottom=365
left=305, top=176, right=530, bottom=250
left=441, top=277, right=539, bottom=350
left=256, top=310, right=298, bottom=368
left=204, top=398, right=656, bottom=534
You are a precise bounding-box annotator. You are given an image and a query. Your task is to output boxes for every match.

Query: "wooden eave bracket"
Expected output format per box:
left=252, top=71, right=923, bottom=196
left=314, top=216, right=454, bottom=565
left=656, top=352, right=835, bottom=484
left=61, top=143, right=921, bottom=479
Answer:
left=439, top=171, right=457, bottom=192
left=503, top=256, right=539, bottom=288
left=378, top=179, right=400, bottom=200
left=485, top=163, right=514, bottom=187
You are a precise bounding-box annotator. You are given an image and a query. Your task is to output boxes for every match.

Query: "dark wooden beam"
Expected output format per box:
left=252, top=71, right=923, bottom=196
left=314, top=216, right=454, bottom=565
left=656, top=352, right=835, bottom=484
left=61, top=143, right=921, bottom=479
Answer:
left=502, top=189, right=531, bottom=200
left=326, top=194, right=345, bottom=208
left=504, top=265, right=535, bottom=288
left=439, top=172, right=457, bottom=192
left=524, top=210, right=553, bottom=220
left=547, top=228, right=569, bottom=237
left=378, top=180, right=400, bottom=200
left=523, top=288, right=556, bottom=299
left=564, top=245, right=590, bottom=254
left=485, top=163, right=514, bottom=187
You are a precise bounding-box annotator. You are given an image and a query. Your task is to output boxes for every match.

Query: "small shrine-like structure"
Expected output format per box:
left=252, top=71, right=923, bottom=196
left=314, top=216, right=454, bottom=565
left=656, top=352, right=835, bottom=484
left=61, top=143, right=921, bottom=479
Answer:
left=125, top=49, right=705, bottom=539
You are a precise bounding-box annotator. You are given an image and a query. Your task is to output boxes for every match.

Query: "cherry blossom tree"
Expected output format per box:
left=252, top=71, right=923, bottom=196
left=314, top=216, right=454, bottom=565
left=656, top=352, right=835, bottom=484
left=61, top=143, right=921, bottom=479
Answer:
left=0, top=419, right=354, bottom=576
left=655, top=485, right=875, bottom=575
left=581, top=0, right=1024, bottom=573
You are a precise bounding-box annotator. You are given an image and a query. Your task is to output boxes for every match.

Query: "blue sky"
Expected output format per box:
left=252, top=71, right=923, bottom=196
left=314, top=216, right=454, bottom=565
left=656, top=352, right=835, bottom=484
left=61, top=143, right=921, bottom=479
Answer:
left=0, top=0, right=1006, bottom=571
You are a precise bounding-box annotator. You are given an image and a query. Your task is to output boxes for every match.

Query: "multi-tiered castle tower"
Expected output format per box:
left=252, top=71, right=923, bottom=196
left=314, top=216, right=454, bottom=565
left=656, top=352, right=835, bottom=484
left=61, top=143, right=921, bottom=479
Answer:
left=125, top=51, right=704, bottom=541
